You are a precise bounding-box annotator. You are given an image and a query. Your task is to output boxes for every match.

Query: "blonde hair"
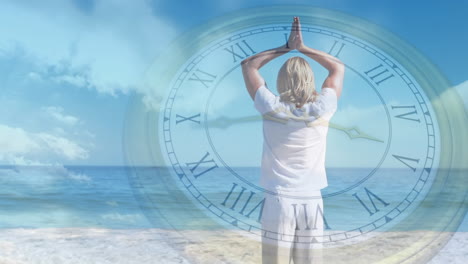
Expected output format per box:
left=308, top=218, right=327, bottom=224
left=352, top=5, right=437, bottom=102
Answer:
left=277, top=56, right=318, bottom=108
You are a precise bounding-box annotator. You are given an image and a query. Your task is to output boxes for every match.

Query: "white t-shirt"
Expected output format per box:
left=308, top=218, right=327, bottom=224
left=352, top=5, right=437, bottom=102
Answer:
left=254, top=82, right=338, bottom=194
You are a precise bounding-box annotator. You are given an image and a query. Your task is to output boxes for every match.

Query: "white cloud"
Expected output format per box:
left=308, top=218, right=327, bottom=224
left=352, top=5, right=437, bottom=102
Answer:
left=0, top=124, right=41, bottom=155
left=0, top=124, right=89, bottom=164
left=52, top=127, right=67, bottom=135
left=435, top=80, right=468, bottom=119
left=0, top=0, right=177, bottom=96
left=52, top=73, right=91, bottom=88
left=37, top=133, right=88, bottom=160
left=333, top=102, right=389, bottom=127
left=27, top=71, right=42, bottom=81
left=82, top=129, right=96, bottom=139
left=43, top=106, right=80, bottom=126
left=452, top=80, right=468, bottom=111
left=1, top=156, right=45, bottom=167
left=432, top=80, right=468, bottom=170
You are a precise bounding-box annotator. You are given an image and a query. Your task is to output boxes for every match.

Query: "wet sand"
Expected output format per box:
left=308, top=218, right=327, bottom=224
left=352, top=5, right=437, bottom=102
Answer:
left=0, top=228, right=466, bottom=264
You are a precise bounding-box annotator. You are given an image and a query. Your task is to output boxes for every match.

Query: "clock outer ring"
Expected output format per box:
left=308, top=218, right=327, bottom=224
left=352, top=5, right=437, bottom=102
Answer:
left=123, top=6, right=468, bottom=263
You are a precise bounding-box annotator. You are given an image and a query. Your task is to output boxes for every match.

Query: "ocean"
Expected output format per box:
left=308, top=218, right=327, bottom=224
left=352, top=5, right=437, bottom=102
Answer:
left=0, top=166, right=466, bottom=263
left=1, top=165, right=466, bottom=230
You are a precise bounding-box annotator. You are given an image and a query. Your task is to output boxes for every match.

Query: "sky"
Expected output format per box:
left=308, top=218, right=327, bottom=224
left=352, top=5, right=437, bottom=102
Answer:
left=0, top=0, right=467, bottom=167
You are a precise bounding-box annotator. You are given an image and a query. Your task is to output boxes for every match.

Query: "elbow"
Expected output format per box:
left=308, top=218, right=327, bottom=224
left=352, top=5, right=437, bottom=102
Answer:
left=241, top=59, right=257, bottom=73
left=336, top=58, right=345, bottom=70
left=334, top=60, right=345, bottom=74
left=241, top=58, right=261, bottom=70
left=326, top=58, right=344, bottom=74
left=241, top=58, right=250, bottom=68
left=241, top=60, right=249, bottom=74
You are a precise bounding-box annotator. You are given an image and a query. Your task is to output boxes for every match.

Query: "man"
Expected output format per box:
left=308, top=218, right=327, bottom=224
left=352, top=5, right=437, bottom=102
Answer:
left=241, top=17, right=344, bottom=263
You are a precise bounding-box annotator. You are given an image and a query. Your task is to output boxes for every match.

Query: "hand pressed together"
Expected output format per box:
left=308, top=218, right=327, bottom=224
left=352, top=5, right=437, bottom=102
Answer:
left=287, top=17, right=305, bottom=51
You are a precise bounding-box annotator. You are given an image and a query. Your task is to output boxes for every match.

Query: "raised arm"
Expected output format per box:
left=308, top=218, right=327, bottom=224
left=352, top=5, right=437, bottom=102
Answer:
left=241, top=20, right=297, bottom=100
left=241, top=46, right=289, bottom=100
left=294, top=17, right=345, bottom=98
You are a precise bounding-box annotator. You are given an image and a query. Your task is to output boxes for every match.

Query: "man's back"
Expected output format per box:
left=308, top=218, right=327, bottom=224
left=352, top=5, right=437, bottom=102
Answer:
left=241, top=17, right=344, bottom=263
left=254, top=83, right=338, bottom=193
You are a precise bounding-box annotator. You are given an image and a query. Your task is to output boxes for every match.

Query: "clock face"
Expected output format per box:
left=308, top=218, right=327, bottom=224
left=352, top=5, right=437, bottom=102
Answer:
left=124, top=6, right=467, bottom=263
left=160, top=23, right=441, bottom=241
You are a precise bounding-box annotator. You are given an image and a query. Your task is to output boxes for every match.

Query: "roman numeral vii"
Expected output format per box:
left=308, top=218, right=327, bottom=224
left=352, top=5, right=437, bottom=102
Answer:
left=353, top=188, right=389, bottom=216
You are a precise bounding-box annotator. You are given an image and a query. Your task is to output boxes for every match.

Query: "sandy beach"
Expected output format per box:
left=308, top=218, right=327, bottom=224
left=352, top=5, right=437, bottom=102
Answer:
left=0, top=227, right=466, bottom=264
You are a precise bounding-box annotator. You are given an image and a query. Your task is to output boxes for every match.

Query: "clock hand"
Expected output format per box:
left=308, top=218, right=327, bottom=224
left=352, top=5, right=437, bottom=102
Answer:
left=207, top=115, right=384, bottom=143
left=328, top=123, right=384, bottom=143
left=209, top=115, right=261, bottom=128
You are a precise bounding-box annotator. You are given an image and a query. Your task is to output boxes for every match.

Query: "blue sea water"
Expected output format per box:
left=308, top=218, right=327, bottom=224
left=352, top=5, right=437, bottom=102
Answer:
left=0, top=166, right=466, bottom=233
left=0, top=166, right=150, bottom=229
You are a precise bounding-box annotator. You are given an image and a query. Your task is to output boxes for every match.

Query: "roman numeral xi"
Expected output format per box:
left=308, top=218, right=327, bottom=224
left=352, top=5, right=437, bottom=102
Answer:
left=186, top=152, right=218, bottom=179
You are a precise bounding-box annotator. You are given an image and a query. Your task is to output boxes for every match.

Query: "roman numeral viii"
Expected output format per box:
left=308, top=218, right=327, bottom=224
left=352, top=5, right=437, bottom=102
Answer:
left=224, top=40, right=256, bottom=63
left=221, top=182, right=265, bottom=223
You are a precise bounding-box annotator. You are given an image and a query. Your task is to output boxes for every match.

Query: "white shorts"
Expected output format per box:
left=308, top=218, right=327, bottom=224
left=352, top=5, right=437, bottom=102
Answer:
left=261, top=189, right=324, bottom=264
